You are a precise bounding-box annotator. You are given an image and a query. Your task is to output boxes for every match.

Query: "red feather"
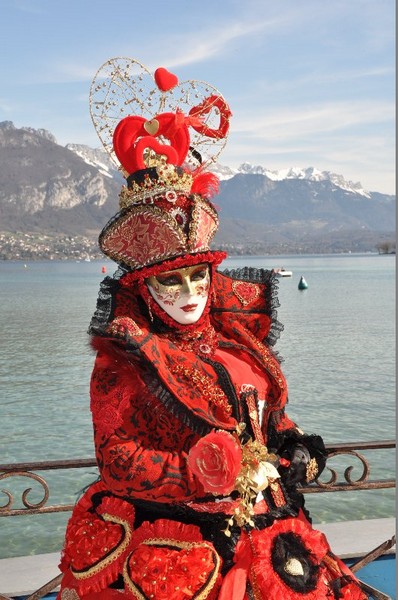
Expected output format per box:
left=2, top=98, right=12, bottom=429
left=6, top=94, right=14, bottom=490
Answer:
left=191, top=170, right=220, bottom=199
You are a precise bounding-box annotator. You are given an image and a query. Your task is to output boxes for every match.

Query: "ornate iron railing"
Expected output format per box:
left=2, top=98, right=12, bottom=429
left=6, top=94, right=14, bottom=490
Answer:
left=0, top=441, right=395, bottom=600
left=0, top=441, right=395, bottom=517
left=301, top=440, right=396, bottom=493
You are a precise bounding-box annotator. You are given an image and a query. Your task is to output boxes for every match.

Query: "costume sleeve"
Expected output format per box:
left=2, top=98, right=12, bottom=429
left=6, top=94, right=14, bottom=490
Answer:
left=267, top=406, right=327, bottom=485
left=90, top=347, right=204, bottom=503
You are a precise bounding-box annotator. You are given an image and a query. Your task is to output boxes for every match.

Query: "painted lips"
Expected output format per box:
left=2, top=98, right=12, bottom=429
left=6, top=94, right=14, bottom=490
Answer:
left=181, top=304, right=198, bottom=312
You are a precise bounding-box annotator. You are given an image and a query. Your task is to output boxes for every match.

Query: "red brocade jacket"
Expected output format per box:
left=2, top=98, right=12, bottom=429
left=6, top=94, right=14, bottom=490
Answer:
left=89, top=267, right=324, bottom=510
left=59, top=267, right=368, bottom=599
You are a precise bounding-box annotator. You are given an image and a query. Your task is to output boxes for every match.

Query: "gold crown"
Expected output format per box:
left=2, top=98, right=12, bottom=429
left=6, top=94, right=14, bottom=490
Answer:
left=119, top=164, right=193, bottom=210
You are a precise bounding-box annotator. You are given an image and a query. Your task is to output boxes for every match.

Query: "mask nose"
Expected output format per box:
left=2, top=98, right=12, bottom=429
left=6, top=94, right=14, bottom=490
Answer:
left=181, top=276, right=195, bottom=295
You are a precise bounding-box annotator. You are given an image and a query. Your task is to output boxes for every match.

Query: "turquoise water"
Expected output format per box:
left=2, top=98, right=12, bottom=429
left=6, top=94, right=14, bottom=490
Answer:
left=0, top=254, right=395, bottom=558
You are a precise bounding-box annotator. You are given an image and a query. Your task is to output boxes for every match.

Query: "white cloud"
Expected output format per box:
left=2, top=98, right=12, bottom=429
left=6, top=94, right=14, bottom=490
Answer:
left=233, top=100, right=394, bottom=142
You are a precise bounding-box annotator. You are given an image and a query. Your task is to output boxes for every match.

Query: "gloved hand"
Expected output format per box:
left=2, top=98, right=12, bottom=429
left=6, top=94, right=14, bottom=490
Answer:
left=281, top=444, right=312, bottom=485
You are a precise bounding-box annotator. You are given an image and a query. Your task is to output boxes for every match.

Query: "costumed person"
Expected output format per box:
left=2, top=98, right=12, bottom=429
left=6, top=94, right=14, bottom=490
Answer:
left=58, top=58, right=368, bottom=599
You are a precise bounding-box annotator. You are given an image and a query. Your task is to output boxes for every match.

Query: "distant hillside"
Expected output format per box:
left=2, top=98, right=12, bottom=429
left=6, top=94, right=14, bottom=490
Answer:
left=0, top=121, right=395, bottom=257
left=0, top=121, right=120, bottom=237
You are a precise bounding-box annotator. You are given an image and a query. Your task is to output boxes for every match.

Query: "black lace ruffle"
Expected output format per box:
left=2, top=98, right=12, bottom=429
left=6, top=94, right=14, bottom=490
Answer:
left=88, top=266, right=128, bottom=336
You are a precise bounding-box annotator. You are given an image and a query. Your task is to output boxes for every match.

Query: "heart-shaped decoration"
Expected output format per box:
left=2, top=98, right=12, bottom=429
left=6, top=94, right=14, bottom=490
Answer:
left=90, top=57, right=229, bottom=169
left=232, top=281, right=261, bottom=307
left=154, top=67, right=179, bottom=91
left=143, top=119, right=159, bottom=135
left=125, top=541, right=220, bottom=599
left=113, top=113, right=190, bottom=174
left=135, top=137, right=179, bottom=169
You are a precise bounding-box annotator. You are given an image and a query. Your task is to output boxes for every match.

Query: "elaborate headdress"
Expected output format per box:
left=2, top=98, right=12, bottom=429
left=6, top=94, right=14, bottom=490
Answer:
left=90, top=58, right=232, bottom=272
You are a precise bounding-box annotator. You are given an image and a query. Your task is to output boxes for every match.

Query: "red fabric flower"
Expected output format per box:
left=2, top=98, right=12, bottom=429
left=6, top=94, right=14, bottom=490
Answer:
left=187, top=430, right=242, bottom=495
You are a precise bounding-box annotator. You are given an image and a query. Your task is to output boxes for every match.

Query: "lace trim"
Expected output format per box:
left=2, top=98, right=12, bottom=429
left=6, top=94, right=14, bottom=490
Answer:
left=88, top=266, right=128, bottom=336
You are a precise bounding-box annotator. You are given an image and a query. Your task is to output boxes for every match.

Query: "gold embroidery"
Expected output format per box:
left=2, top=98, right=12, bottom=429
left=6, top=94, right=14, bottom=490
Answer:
left=71, top=513, right=132, bottom=580
left=107, top=317, right=143, bottom=338
left=245, top=330, right=287, bottom=392
left=244, top=389, right=265, bottom=445
left=306, top=458, right=319, bottom=482
left=232, top=280, right=261, bottom=307
left=61, top=590, right=80, bottom=600
left=170, top=364, right=231, bottom=415
left=163, top=324, right=219, bottom=357
left=269, top=480, right=286, bottom=507
left=248, top=532, right=263, bottom=600
left=123, top=539, right=221, bottom=600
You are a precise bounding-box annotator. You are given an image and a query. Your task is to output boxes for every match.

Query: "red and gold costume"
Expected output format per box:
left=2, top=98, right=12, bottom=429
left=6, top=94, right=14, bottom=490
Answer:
left=58, top=58, right=368, bottom=599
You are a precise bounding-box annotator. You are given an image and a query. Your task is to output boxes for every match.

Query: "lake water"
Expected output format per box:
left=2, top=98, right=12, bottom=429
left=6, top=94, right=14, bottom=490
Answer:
left=0, top=254, right=395, bottom=559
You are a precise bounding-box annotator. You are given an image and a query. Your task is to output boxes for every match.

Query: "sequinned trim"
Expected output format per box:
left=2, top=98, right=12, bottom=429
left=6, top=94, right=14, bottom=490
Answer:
left=306, top=458, right=319, bottom=482
left=269, top=481, right=287, bottom=507
left=123, top=539, right=220, bottom=600
left=232, top=280, right=261, bottom=307
left=61, top=590, right=80, bottom=600
left=245, top=330, right=287, bottom=393
left=70, top=513, right=132, bottom=580
left=163, top=324, right=219, bottom=358
left=170, top=364, right=232, bottom=416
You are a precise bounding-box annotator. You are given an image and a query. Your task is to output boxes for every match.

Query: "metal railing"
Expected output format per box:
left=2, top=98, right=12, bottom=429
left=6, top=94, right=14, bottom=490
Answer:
left=0, top=440, right=395, bottom=516
left=0, top=440, right=395, bottom=600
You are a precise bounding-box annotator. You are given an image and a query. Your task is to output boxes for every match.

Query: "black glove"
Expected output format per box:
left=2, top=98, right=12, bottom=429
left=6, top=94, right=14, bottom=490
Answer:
left=282, top=444, right=312, bottom=485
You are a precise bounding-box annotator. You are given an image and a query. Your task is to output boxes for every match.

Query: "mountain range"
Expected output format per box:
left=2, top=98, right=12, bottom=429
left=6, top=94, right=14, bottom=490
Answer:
left=0, top=121, right=395, bottom=258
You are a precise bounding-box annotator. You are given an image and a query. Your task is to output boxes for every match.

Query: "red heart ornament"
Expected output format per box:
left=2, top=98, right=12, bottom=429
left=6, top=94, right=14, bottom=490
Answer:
left=232, top=281, right=261, bottom=307
left=154, top=67, right=179, bottom=91
left=125, top=542, right=220, bottom=599
left=113, top=113, right=190, bottom=174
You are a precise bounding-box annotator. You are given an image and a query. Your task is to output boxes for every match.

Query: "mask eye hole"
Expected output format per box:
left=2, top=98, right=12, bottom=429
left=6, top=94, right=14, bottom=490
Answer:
left=191, top=267, right=209, bottom=281
left=155, top=273, right=182, bottom=286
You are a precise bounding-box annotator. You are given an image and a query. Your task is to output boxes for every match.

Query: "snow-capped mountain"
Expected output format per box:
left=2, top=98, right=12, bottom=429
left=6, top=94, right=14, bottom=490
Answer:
left=0, top=122, right=394, bottom=255
left=210, top=162, right=371, bottom=198
left=65, top=143, right=370, bottom=198
left=66, top=143, right=123, bottom=182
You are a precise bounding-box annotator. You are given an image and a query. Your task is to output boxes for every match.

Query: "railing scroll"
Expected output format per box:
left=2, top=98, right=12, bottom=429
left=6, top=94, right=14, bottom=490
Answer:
left=301, top=440, right=395, bottom=493
left=0, top=442, right=395, bottom=600
left=0, top=441, right=395, bottom=516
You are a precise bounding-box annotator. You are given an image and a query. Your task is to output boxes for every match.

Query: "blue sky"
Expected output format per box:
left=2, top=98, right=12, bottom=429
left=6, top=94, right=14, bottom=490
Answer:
left=1, top=0, right=395, bottom=193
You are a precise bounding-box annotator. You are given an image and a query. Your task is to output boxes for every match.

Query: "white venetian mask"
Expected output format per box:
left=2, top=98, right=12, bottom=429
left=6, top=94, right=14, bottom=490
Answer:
left=146, top=263, right=210, bottom=325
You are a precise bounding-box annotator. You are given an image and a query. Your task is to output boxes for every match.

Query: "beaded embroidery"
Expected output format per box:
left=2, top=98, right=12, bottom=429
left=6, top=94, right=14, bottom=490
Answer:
left=232, top=280, right=261, bottom=307
left=170, top=364, right=232, bottom=416
left=163, top=324, right=219, bottom=358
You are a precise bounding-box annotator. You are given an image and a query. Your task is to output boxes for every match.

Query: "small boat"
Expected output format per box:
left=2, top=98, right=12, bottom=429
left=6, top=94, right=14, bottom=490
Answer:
left=298, top=276, right=308, bottom=290
left=273, top=267, right=292, bottom=277
left=101, top=266, right=107, bottom=273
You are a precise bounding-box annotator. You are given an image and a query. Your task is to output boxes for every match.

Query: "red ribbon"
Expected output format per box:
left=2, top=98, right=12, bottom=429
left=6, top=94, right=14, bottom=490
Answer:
left=218, top=532, right=252, bottom=600
left=162, top=110, right=203, bottom=138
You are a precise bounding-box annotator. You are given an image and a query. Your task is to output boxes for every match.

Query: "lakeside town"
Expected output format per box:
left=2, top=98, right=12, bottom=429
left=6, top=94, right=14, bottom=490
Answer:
left=0, top=231, right=395, bottom=261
